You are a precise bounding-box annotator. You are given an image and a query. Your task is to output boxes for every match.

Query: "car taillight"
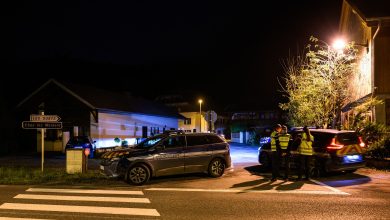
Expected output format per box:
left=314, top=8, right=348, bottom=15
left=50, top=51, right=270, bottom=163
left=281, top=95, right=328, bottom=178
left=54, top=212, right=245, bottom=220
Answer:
left=327, top=138, right=344, bottom=150
left=358, top=136, right=365, bottom=147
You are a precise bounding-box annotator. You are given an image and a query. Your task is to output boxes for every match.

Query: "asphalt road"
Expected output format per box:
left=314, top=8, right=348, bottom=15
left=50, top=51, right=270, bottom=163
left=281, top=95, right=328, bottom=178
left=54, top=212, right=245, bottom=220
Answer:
left=0, top=143, right=389, bottom=219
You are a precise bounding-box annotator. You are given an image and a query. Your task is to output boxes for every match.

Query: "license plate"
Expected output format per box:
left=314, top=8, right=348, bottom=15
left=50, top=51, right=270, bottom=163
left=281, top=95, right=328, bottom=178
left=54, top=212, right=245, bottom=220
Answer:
left=100, top=165, right=104, bottom=170
left=344, top=155, right=362, bottom=163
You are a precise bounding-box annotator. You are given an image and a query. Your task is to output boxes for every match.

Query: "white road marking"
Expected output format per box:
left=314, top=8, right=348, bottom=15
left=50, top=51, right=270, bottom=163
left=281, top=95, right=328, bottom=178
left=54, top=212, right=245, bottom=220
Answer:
left=0, top=217, right=52, bottom=220
left=0, top=203, right=160, bottom=217
left=145, top=187, right=350, bottom=195
left=26, top=188, right=143, bottom=195
left=14, top=194, right=150, bottom=203
left=309, top=179, right=349, bottom=195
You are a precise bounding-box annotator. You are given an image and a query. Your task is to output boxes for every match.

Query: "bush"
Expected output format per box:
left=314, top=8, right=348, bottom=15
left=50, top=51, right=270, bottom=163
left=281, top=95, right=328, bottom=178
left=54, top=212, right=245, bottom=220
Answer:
left=366, top=136, right=390, bottom=160
left=356, top=122, right=388, bottom=146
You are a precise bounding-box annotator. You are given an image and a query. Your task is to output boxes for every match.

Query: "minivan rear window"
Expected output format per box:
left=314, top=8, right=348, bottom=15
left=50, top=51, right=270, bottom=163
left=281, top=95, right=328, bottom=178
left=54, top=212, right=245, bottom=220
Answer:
left=336, top=133, right=359, bottom=145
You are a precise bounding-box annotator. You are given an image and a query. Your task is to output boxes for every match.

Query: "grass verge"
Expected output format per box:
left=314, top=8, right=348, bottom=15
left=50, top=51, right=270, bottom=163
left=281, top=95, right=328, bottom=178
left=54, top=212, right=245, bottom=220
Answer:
left=0, top=167, right=124, bottom=185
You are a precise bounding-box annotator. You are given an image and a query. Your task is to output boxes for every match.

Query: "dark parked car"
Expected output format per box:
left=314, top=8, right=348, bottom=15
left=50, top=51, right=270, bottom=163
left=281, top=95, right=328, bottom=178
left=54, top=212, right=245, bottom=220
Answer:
left=258, top=129, right=366, bottom=176
left=100, top=131, right=232, bottom=185
left=65, top=136, right=96, bottom=158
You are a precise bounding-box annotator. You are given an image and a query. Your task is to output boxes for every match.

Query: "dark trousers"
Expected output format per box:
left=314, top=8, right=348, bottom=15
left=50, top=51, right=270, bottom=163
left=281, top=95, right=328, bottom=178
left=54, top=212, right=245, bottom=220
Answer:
left=280, top=151, right=290, bottom=179
left=272, top=151, right=280, bottom=179
left=299, top=155, right=312, bottom=179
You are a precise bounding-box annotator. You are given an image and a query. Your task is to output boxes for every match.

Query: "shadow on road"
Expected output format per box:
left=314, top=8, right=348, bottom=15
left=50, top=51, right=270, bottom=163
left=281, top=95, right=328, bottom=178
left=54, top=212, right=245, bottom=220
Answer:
left=318, top=172, right=372, bottom=187
left=231, top=178, right=269, bottom=188
left=244, top=164, right=270, bottom=176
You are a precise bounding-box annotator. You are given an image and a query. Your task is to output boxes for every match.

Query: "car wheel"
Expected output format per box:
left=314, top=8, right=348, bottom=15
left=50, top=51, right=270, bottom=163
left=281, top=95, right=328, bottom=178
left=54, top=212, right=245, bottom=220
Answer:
left=309, top=166, right=320, bottom=178
left=259, top=153, right=271, bottom=169
left=208, top=158, right=225, bottom=177
left=126, top=164, right=150, bottom=185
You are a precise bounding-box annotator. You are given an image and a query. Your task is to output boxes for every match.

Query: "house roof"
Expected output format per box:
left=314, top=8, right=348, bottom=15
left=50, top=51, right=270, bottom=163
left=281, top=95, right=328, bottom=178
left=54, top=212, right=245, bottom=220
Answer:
left=341, top=93, right=372, bottom=112
left=17, top=79, right=184, bottom=119
left=346, top=0, right=390, bottom=21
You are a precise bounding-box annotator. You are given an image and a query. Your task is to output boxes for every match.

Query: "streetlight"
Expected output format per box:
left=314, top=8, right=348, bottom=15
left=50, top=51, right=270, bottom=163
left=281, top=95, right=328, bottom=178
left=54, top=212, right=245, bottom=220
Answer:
left=198, top=99, right=203, bottom=133
left=332, top=39, right=346, bottom=51
left=333, top=38, right=369, bottom=53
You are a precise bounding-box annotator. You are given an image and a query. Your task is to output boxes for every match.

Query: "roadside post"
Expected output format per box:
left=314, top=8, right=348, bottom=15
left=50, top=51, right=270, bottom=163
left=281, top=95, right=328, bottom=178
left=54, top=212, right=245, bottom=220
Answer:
left=84, top=148, right=90, bottom=172
left=22, top=113, right=62, bottom=172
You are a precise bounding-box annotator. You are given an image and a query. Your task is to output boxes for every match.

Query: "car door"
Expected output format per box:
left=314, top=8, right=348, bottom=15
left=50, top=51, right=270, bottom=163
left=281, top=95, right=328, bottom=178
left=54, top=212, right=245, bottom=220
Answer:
left=184, top=135, right=212, bottom=173
left=153, top=136, right=185, bottom=176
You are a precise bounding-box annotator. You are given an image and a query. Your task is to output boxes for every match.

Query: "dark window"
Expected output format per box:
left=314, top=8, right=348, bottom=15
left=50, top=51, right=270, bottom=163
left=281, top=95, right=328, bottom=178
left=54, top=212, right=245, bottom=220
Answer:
left=336, top=133, right=359, bottom=145
left=206, top=135, right=224, bottom=144
left=311, top=132, right=334, bottom=149
left=186, top=135, right=208, bottom=146
left=162, top=136, right=186, bottom=148
left=142, top=126, right=148, bottom=138
left=184, top=118, right=192, bottom=125
left=193, top=129, right=197, bottom=133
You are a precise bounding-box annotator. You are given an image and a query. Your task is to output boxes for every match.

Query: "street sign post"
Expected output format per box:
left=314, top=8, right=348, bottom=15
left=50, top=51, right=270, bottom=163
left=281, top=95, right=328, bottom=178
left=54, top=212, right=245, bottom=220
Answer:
left=22, top=113, right=62, bottom=172
left=22, top=121, right=63, bottom=129
left=30, top=114, right=61, bottom=122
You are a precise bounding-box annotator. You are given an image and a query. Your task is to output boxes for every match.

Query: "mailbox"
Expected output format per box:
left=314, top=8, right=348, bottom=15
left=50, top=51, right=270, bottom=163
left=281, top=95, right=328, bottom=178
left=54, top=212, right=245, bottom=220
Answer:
left=66, top=148, right=87, bottom=174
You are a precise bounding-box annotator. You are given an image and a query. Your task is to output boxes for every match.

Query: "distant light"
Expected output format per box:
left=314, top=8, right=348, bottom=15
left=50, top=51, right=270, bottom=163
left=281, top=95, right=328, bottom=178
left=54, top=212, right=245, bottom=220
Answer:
left=198, top=99, right=203, bottom=104
left=332, top=39, right=346, bottom=50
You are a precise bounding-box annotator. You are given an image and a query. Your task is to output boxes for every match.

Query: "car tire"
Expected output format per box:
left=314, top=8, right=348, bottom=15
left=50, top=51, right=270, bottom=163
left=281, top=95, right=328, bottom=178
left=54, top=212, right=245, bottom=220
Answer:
left=208, top=158, right=225, bottom=178
left=126, top=164, right=150, bottom=185
left=259, top=153, right=271, bottom=169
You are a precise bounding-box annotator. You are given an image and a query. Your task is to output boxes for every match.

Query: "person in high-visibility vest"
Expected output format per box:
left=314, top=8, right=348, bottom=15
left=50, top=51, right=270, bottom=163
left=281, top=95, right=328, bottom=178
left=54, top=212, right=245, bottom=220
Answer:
left=278, top=125, right=291, bottom=180
left=271, top=124, right=282, bottom=181
left=298, top=126, right=314, bottom=180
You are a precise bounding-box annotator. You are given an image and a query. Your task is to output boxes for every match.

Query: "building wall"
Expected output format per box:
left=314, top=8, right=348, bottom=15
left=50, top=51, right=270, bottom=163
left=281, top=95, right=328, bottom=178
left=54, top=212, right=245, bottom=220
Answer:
left=340, top=1, right=373, bottom=101
left=373, top=26, right=390, bottom=125
left=374, top=28, right=390, bottom=95
left=340, top=0, right=390, bottom=125
left=91, top=111, right=178, bottom=148
left=178, top=112, right=208, bottom=133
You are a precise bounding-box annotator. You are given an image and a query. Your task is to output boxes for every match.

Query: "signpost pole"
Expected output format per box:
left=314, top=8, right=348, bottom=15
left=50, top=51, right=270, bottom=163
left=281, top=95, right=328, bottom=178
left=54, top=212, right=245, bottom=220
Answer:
left=41, top=111, right=44, bottom=172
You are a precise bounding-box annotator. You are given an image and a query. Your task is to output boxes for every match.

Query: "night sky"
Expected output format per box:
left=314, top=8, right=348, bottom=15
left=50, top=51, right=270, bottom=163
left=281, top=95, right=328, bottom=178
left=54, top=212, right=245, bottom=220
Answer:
left=2, top=0, right=342, bottom=111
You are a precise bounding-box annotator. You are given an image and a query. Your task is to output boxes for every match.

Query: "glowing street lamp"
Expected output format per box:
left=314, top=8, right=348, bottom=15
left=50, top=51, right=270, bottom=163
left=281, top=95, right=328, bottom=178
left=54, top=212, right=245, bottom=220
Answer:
left=198, top=99, right=203, bottom=132
left=332, top=39, right=346, bottom=51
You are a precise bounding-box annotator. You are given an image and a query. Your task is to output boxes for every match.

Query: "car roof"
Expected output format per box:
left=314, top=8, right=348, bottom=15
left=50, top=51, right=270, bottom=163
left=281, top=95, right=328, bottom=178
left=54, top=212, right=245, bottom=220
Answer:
left=310, top=129, right=356, bottom=134
left=290, top=128, right=356, bottom=134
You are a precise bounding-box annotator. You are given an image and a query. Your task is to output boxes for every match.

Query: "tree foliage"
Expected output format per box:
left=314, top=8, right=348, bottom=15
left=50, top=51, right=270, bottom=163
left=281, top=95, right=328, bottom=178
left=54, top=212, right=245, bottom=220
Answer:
left=279, top=36, right=358, bottom=128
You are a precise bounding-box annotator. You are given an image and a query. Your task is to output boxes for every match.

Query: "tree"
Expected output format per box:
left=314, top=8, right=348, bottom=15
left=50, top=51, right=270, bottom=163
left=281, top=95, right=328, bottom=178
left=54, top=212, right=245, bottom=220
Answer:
left=279, top=36, right=358, bottom=128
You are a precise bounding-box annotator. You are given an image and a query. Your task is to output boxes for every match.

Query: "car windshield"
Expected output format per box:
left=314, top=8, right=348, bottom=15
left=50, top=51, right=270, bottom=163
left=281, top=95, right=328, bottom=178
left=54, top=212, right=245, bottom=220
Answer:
left=135, top=136, right=164, bottom=149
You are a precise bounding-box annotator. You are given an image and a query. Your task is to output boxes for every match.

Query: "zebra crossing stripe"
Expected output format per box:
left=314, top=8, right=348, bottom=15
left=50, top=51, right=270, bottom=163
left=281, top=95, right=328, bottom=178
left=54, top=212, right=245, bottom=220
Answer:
left=0, top=203, right=160, bottom=217
left=14, top=194, right=150, bottom=203
left=0, top=217, right=52, bottom=220
left=26, top=188, right=143, bottom=195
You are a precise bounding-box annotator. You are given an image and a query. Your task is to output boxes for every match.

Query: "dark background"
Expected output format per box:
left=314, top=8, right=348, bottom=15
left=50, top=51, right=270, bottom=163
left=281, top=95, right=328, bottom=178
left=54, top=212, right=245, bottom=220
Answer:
left=2, top=0, right=342, bottom=111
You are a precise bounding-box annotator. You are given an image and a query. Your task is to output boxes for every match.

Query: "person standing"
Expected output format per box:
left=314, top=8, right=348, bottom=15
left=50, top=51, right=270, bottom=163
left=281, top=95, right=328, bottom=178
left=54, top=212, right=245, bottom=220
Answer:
left=298, top=126, right=314, bottom=180
left=278, top=125, right=291, bottom=180
left=271, top=124, right=282, bottom=181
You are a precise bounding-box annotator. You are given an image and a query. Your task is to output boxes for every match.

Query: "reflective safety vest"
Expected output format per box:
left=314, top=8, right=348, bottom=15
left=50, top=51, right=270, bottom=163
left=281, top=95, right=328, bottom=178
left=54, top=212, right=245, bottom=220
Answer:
left=270, top=131, right=279, bottom=152
left=299, top=132, right=314, bottom=155
left=278, top=133, right=291, bottom=150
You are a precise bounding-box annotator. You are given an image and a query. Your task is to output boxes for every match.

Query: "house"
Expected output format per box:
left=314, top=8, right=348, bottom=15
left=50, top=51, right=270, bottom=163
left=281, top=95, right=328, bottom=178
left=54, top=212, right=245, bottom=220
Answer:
left=17, top=79, right=184, bottom=152
left=229, top=110, right=283, bottom=144
left=155, top=95, right=210, bottom=133
left=339, top=0, right=390, bottom=126
left=178, top=111, right=208, bottom=133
